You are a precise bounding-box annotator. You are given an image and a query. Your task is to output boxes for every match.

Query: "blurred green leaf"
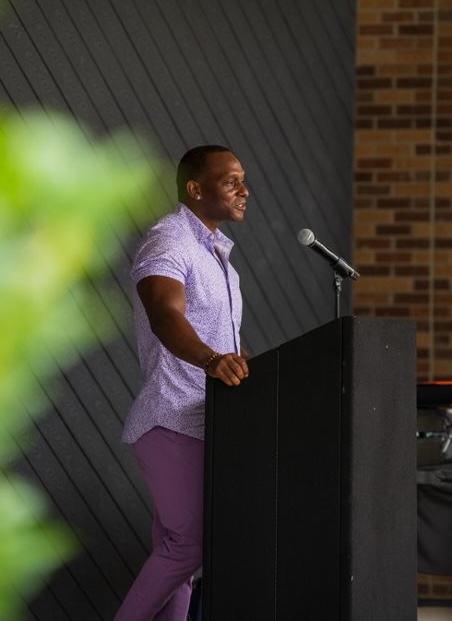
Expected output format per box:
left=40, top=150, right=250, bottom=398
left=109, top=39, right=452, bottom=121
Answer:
left=0, top=105, right=169, bottom=619
left=0, top=474, right=77, bottom=620
left=0, top=108, right=162, bottom=458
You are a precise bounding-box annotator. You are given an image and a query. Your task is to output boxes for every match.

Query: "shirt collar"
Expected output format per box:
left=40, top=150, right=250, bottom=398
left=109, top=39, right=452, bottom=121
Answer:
left=178, top=203, right=234, bottom=255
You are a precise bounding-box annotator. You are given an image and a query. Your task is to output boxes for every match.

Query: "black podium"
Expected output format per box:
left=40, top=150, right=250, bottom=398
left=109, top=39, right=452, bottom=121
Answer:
left=203, top=316, right=417, bottom=621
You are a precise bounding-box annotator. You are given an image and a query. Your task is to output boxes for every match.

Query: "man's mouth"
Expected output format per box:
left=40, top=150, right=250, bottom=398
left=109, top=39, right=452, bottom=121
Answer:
left=234, top=202, right=246, bottom=211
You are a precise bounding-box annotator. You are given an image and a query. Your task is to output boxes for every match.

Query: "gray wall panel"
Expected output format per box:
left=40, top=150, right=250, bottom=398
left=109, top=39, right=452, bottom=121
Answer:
left=1, top=0, right=357, bottom=617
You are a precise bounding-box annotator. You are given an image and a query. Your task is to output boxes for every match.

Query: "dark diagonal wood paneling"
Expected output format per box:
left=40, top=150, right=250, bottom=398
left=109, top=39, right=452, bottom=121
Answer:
left=1, top=0, right=357, bottom=617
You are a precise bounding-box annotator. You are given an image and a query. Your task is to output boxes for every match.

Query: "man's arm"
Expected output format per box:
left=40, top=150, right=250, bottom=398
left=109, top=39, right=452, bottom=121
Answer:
left=137, top=275, right=249, bottom=386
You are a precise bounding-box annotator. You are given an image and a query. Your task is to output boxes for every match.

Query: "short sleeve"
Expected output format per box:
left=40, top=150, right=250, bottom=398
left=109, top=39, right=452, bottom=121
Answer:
left=131, top=234, right=187, bottom=285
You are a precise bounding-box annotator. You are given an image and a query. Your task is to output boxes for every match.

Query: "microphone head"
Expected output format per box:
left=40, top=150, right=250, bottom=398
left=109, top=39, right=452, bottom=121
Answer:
left=297, top=228, right=315, bottom=246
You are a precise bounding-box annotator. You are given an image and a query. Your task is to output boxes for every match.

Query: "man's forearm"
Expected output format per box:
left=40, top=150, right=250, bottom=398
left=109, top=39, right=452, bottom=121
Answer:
left=150, top=309, right=215, bottom=369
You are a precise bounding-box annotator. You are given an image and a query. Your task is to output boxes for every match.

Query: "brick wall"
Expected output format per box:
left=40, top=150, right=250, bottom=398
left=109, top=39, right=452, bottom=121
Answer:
left=353, top=0, right=452, bottom=381
left=354, top=0, right=452, bottom=601
left=418, top=573, right=452, bottom=600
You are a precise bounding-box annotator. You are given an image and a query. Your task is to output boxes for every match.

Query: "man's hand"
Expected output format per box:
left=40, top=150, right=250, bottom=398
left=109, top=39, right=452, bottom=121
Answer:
left=206, top=353, right=249, bottom=386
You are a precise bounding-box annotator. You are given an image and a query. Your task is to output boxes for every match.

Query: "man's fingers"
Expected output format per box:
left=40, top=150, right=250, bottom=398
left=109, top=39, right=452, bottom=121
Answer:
left=209, top=353, right=249, bottom=385
left=233, top=360, right=248, bottom=379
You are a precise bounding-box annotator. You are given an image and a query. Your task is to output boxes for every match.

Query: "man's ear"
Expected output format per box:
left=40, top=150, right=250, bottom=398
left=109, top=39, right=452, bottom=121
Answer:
left=186, top=180, right=201, bottom=200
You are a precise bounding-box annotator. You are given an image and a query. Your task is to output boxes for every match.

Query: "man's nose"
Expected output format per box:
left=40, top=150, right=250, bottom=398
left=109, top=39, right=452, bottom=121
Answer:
left=239, top=182, right=249, bottom=197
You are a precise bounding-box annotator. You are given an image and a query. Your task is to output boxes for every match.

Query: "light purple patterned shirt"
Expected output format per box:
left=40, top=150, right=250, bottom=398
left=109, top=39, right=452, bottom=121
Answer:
left=122, top=203, right=242, bottom=443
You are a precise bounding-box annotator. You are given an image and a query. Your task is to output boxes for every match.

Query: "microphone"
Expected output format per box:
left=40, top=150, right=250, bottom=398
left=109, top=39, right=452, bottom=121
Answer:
left=297, top=228, right=360, bottom=280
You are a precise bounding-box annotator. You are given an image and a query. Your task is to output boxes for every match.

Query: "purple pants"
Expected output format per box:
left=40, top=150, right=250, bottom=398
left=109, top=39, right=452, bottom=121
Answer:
left=115, top=427, right=204, bottom=621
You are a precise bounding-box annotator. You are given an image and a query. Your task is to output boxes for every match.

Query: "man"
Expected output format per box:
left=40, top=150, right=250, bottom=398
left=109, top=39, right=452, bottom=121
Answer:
left=115, top=145, right=250, bottom=621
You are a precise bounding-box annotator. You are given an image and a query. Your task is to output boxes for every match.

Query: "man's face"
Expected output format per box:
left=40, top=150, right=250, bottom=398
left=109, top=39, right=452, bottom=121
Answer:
left=193, top=151, right=249, bottom=230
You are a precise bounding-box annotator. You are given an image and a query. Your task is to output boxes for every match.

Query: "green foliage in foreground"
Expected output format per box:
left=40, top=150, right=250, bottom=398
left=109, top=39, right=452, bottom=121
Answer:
left=0, top=108, right=164, bottom=619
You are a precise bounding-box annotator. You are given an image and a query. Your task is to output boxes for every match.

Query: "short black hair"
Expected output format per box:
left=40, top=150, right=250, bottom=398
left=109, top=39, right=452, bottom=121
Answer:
left=176, top=145, right=231, bottom=201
